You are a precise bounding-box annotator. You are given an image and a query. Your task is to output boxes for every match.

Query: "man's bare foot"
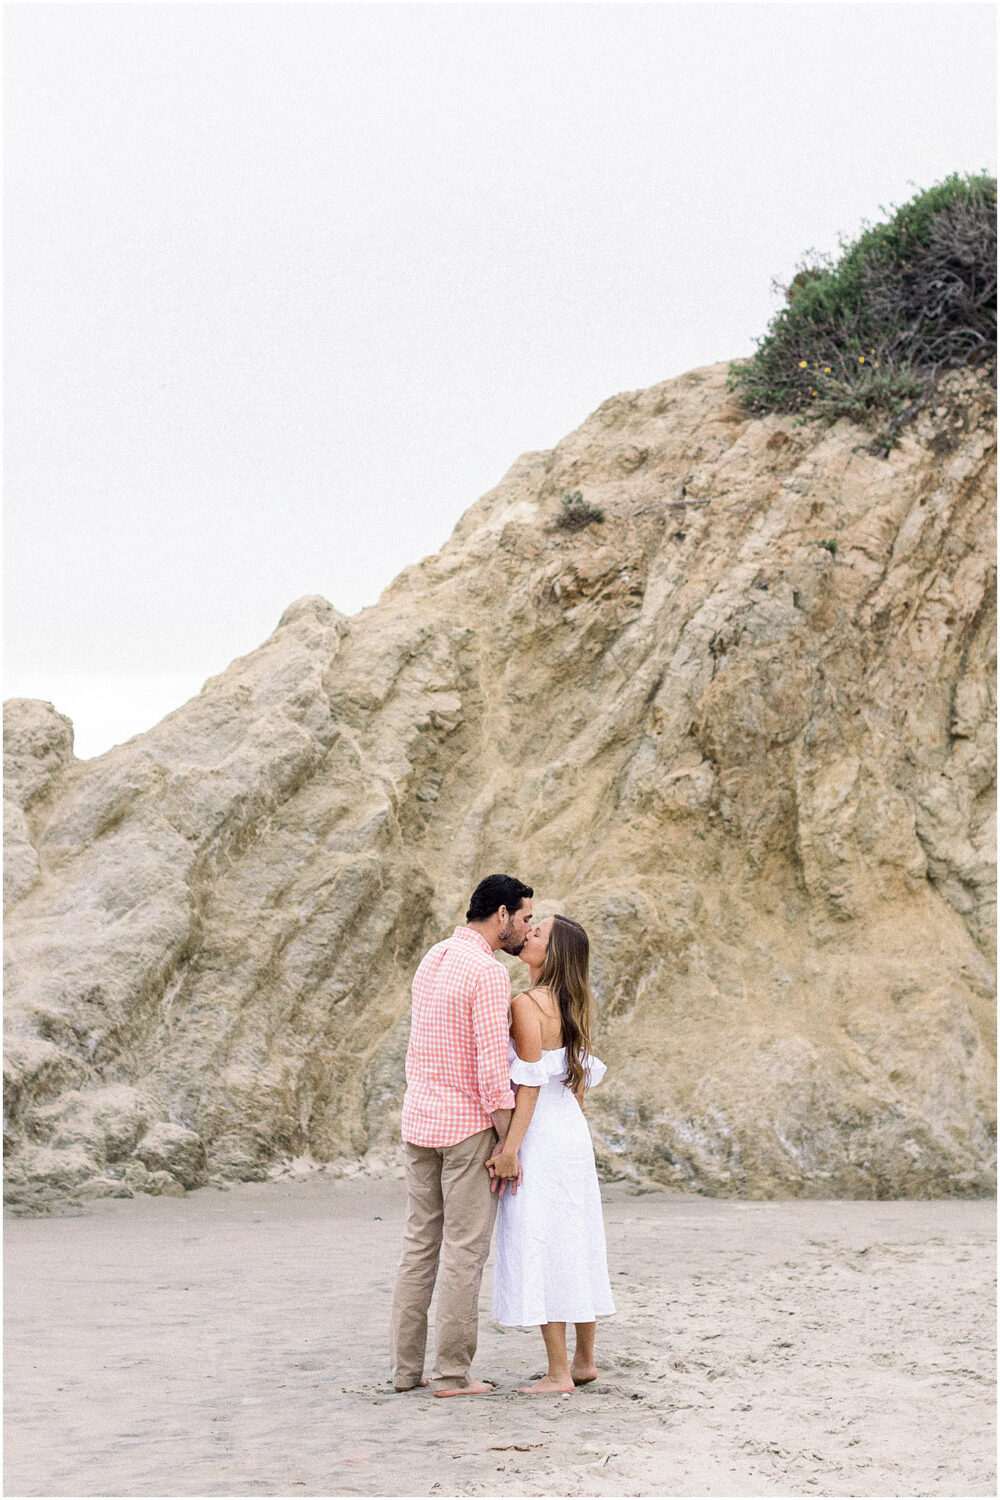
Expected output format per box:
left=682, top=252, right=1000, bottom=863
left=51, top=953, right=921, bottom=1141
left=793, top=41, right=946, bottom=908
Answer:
left=433, top=1379, right=494, bottom=1398
left=393, top=1377, right=430, bottom=1391
left=570, top=1362, right=598, bottom=1385
left=517, top=1375, right=575, bottom=1395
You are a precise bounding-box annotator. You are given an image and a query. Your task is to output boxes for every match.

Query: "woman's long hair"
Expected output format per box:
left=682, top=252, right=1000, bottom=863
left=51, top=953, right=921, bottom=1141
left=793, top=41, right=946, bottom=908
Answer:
left=534, top=915, right=594, bottom=1095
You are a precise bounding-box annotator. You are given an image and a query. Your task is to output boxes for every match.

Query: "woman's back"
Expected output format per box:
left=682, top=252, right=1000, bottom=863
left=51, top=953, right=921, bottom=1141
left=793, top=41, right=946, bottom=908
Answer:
left=514, top=986, right=563, bottom=1052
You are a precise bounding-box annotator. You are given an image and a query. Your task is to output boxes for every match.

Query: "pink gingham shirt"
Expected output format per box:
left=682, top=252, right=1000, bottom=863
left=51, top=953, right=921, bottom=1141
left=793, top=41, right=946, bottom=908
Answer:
left=401, top=926, right=516, bottom=1146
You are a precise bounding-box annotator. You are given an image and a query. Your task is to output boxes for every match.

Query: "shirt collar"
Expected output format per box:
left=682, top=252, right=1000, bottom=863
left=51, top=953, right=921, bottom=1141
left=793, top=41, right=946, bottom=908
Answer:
left=452, top=925, right=495, bottom=957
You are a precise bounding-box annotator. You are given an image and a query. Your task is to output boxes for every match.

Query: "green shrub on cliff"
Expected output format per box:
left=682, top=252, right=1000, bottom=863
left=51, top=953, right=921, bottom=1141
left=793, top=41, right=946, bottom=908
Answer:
left=554, top=490, right=605, bottom=531
left=730, top=174, right=997, bottom=446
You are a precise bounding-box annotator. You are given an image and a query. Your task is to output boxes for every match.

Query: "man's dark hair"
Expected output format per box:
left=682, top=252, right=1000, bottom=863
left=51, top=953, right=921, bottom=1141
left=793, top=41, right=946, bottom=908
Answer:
left=466, top=874, right=533, bottom=923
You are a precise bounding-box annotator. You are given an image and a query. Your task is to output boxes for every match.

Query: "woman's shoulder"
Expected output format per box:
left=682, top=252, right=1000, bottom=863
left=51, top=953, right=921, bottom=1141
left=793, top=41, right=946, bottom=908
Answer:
left=510, top=990, right=543, bottom=1032
left=513, top=985, right=556, bottom=1013
left=513, top=988, right=563, bottom=1050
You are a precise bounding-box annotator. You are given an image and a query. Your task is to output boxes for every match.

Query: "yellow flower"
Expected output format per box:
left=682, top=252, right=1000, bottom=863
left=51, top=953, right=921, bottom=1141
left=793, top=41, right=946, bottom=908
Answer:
left=858, top=356, right=865, bottom=363
left=823, top=367, right=831, bottom=373
left=798, top=360, right=808, bottom=367
left=811, top=389, right=818, bottom=395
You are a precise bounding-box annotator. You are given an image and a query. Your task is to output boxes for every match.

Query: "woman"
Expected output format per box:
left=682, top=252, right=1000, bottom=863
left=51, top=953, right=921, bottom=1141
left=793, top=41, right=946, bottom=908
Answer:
left=486, top=914, right=615, bottom=1394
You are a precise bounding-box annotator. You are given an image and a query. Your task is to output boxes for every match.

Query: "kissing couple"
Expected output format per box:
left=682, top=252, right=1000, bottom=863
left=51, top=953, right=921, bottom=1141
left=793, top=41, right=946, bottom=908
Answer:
left=389, top=873, right=615, bottom=1397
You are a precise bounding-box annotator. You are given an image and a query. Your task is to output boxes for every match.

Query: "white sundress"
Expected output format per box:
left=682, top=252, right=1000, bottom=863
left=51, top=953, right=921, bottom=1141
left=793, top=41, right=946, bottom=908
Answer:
left=492, top=1040, right=616, bottom=1327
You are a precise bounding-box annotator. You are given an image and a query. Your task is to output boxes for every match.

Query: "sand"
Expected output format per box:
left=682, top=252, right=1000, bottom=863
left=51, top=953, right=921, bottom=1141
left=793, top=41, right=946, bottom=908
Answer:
left=4, top=1174, right=995, bottom=1498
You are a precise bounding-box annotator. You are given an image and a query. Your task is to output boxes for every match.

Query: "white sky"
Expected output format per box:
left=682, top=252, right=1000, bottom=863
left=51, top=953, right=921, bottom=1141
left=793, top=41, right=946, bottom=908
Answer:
left=4, top=2, right=996, bottom=758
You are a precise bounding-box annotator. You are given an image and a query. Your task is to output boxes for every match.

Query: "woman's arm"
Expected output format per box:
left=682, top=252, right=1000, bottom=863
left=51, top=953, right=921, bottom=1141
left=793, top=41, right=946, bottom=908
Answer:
left=485, top=994, right=543, bottom=1193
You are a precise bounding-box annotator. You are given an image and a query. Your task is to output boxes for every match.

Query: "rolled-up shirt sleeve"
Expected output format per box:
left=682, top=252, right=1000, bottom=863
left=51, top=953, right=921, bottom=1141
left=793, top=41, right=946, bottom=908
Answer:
left=472, top=964, right=515, bottom=1115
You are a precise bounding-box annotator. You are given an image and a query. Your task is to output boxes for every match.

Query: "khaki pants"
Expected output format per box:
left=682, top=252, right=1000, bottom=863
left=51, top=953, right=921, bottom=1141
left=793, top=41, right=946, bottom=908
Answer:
left=390, top=1127, right=498, bottom=1390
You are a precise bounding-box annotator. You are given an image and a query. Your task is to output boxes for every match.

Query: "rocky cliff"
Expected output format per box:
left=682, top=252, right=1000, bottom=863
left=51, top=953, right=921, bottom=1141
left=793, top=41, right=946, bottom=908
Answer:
left=4, top=362, right=996, bottom=1208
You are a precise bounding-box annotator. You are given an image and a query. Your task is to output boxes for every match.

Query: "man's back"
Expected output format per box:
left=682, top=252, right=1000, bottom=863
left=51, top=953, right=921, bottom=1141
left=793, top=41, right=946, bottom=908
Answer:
left=401, top=926, right=513, bottom=1147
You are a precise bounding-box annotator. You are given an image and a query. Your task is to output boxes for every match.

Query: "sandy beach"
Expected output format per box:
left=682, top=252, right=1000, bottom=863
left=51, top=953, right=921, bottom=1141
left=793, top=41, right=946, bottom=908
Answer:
left=4, top=1173, right=995, bottom=1499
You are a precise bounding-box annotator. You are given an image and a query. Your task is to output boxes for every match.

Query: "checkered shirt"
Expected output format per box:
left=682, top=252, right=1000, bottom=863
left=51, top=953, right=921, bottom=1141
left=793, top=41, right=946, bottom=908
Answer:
left=401, top=926, right=516, bottom=1146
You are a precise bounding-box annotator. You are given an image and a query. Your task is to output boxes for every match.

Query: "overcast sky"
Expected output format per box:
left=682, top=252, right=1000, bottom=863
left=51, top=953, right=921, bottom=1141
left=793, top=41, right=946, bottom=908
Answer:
left=5, top=2, right=996, bottom=758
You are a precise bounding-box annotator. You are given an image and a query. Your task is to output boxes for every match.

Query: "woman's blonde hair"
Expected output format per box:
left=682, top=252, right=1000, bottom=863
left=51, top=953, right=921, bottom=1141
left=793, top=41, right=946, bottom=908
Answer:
left=534, top=915, right=594, bottom=1095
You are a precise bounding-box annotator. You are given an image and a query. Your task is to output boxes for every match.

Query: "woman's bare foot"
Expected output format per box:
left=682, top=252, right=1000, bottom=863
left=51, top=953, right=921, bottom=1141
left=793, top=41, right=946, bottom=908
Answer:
left=517, top=1375, right=575, bottom=1395
left=570, top=1361, right=598, bottom=1385
left=393, top=1377, right=430, bottom=1392
left=433, top=1379, right=494, bottom=1398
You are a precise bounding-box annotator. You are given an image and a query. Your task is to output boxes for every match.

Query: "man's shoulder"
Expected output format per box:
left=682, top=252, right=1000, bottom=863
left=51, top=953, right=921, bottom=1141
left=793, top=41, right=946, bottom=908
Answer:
left=477, top=951, right=512, bottom=992
left=412, top=939, right=450, bottom=981
left=414, top=934, right=509, bottom=983
left=455, top=940, right=509, bottom=977
left=417, top=938, right=451, bottom=963
left=420, top=931, right=496, bottom=964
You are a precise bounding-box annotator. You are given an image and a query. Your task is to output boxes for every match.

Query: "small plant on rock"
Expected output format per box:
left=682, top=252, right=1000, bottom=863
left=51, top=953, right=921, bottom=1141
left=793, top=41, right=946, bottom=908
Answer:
left=554, top=490, right=605, bottom=532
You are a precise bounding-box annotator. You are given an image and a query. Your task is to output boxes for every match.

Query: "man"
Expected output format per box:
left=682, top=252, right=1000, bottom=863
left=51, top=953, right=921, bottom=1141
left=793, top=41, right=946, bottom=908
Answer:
left=389, top=873, right=534, bottom=1398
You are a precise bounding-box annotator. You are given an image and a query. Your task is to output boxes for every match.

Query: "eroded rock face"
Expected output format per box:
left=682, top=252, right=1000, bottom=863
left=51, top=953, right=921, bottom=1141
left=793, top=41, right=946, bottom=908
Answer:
left=4, top=700, right=76, bottom=913
left=4, top=699, right=75, bottom=811
left=133, top=1122, right=208, bottom=1190
left=3, top=365, right=996, bottom=1208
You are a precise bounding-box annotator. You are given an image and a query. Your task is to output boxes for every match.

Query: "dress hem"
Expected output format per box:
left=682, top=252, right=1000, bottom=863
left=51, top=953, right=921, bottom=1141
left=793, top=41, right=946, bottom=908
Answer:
left=491, top=1309, right=616, bottom=1328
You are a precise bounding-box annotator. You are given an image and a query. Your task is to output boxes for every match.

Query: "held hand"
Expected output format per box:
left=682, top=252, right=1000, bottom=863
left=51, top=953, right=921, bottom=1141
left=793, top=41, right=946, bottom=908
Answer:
left=484, top=1133, right=507, bottom=1182
left=490, top=1159, right=524, bottom=1198
left=486, top=1145, right=518, bottom=1179
left=485, top=1146, right=520, bottom=1196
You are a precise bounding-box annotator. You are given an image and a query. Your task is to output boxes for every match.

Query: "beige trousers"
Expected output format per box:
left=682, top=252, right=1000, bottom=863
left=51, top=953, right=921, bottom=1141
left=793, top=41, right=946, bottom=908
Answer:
left=390, top=1127, right=498, bottom=1390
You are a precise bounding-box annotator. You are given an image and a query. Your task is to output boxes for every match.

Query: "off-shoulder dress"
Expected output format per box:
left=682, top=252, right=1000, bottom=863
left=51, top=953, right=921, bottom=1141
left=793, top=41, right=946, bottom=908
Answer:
left=492, top=1040, right=616, bottom=1327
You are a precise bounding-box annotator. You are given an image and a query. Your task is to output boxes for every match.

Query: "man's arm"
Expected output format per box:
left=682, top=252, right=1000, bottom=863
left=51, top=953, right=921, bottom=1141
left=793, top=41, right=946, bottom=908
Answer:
left=486, top=994, right=543, bottom=1193
left=471, top=963, right=515, bottom=1132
